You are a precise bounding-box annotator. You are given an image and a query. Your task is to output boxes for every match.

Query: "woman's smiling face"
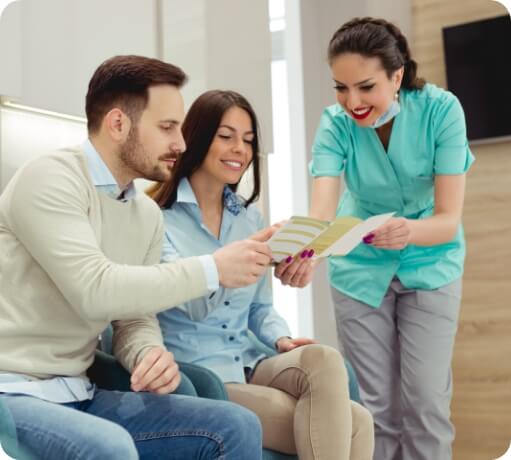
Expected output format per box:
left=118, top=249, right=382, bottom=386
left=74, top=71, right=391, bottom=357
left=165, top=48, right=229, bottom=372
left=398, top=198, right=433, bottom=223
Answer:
left=199, top=106, right=254, bottom=186
left=331, top=53, right=403, bottom=127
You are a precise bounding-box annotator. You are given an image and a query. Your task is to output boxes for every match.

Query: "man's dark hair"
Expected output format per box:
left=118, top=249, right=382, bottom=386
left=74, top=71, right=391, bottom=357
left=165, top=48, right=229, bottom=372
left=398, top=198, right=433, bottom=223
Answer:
left=85, top=55, right=187, bottom=133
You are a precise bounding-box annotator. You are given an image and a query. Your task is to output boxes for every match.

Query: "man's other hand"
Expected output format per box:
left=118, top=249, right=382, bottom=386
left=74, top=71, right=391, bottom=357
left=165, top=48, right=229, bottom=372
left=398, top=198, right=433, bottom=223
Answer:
left=131, top=346, right=180, bottom=394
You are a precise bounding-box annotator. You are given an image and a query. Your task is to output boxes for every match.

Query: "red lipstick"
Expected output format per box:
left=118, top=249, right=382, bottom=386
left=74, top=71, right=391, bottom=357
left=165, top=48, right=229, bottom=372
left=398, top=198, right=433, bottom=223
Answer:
left=350, top=107, right=373, bottom=120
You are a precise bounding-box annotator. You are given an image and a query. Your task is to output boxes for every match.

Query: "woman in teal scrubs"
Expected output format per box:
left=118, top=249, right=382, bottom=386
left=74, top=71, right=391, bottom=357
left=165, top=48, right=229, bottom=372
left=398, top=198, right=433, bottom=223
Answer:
left=308, top=18, right=474, bottom=460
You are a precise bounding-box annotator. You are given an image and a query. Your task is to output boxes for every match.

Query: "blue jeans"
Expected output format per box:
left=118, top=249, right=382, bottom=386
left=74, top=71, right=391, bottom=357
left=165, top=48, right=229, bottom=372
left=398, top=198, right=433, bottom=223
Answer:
left=0, top=389, right=262, bottom=460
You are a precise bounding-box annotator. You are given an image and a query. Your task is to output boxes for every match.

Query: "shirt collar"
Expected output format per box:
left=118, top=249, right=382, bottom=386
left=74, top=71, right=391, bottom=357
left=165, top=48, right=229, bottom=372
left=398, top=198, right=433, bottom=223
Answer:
left=82, top=139, right=136, bottom=201
left=176, top=178, right=244, bottom=216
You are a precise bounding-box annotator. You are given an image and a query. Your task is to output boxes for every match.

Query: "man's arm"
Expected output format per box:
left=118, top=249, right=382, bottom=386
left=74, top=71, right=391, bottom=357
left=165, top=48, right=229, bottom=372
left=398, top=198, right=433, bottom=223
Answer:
left=7, top=157, right=273, bottom=321
left=112, top=216, right=167, bottom=372
left=5, top=156, right=210, bottom=322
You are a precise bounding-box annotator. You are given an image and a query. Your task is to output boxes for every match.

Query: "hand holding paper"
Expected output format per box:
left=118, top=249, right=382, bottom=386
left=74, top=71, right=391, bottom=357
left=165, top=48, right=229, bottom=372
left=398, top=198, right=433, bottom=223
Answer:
left=365, top=217, right=412, bottom=250
left=268, top=212, right=395, bottom=263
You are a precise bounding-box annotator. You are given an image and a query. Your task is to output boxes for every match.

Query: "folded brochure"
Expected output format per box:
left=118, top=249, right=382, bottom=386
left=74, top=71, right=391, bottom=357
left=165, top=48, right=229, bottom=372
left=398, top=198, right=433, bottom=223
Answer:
left=268, top=212, right=395, bottom=262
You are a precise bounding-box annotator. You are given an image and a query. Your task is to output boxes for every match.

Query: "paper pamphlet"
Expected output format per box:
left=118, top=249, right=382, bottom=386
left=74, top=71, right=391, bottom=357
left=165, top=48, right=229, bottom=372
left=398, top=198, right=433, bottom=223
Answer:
left=268, top=212, right=395, bottom=263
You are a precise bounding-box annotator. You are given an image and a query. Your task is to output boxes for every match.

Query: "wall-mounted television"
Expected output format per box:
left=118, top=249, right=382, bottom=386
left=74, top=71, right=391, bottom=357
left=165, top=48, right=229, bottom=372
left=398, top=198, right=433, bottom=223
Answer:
left=442, top=15, right=511, bottom=144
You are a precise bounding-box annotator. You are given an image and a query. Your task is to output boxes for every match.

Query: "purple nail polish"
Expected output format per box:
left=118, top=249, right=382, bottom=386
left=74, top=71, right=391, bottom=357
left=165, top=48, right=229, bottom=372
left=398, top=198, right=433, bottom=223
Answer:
left=285, top=256, right=293, bottom=263
left=362, top=235, right=374, bottom=244
left=308, top=249, right=315, bottom=258
left=301, top=250, right=308, bottom=259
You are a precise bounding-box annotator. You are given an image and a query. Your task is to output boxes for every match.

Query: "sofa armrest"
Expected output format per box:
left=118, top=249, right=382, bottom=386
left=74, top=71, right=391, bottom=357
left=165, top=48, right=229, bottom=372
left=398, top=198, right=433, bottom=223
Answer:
left=87, top=350, right=197, bottom=396
left=177, top=362, right=228, bottom=400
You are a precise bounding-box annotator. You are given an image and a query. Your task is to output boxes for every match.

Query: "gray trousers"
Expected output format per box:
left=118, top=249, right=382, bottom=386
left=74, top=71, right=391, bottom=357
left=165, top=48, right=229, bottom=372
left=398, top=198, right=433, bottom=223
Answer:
left=331, top=277, right=462, bottom=460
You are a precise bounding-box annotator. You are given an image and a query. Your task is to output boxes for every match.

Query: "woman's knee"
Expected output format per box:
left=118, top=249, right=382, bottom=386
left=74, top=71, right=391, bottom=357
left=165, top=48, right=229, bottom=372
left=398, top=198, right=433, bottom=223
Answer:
left=297, top=344, right=347, bottom=381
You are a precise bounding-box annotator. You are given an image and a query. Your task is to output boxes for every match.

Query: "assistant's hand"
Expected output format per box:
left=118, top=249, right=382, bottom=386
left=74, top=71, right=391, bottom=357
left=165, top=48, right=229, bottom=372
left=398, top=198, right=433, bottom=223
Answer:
left=274, top=250, right=316, bottom=288
left=131, top=346, right=180, bottom=394
left=363, top=217, right=412, bottom=250
left=276, top=337, right=319, bottom=353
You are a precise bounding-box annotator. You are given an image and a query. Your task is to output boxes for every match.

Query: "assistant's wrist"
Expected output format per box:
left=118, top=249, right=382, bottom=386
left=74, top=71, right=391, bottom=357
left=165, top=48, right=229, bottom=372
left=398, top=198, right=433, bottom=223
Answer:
left=405, top=218, right=419, bottom=245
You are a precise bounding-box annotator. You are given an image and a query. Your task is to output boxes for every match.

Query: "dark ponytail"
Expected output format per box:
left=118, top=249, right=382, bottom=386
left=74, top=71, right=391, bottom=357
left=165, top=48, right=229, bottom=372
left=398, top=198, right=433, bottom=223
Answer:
left=328, top=17, right=425, bottom=90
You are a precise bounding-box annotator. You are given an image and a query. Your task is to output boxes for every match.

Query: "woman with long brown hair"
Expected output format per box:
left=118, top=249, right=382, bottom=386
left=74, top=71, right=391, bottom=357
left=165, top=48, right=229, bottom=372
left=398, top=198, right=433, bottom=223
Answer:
left=149, top=89, right=374, bottom=460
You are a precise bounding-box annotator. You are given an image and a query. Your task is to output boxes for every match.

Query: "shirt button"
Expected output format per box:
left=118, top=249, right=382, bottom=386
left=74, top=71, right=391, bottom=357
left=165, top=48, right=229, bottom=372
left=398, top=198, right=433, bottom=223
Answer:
left=222, top=324, right=227, bottom=329
left=229, top=336, right=234, bottom=341
left=234, top=356, right=240, bottom=362
left=224, top=301, right=230, bottom=306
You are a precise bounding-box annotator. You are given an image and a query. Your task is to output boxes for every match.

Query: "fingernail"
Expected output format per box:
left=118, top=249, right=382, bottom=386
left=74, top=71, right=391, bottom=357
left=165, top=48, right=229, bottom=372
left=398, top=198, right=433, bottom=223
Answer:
left=300, top=250, right=308, bottom=259
left=362, top=234, right=374, bottom=244
left=285, top=256, right=293, bottom=263
left=308, top=249, right=314, bottom=258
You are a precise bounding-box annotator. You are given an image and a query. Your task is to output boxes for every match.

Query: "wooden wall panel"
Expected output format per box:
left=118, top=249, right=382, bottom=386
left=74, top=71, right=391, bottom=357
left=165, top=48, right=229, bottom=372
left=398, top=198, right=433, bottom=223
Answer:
left=411, top=2, right=511, bottom=459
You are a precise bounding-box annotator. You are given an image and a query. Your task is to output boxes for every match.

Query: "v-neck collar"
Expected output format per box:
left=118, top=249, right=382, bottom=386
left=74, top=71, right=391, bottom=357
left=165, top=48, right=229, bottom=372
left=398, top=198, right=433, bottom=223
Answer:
left=369, top=95, right=403, bottom=159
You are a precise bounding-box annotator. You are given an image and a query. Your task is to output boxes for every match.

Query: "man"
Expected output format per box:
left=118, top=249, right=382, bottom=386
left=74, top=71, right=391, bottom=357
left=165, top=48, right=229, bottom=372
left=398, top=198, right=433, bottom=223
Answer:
left=0, top=55, right=272, bottom=459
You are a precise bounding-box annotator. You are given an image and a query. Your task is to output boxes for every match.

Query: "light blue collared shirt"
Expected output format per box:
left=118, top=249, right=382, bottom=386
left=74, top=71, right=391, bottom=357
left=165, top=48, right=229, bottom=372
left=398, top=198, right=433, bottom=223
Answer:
left=0, top=141, right=217, bottom=402
left=158, top=178, right=291, bottom=383
left=82, top=138, right=137, bottom=201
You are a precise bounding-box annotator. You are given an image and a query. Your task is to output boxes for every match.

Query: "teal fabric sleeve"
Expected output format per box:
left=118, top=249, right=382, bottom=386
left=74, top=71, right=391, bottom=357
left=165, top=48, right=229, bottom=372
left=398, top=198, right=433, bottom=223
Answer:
left=433, top=94, right=475, bottom=175
left=309, top=107, right=348, bottom=177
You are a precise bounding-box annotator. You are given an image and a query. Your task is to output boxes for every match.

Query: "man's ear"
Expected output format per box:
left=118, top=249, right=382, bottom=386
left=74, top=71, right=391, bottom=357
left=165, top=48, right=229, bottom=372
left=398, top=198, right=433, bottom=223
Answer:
left=103, top=108, right=131, bottom=143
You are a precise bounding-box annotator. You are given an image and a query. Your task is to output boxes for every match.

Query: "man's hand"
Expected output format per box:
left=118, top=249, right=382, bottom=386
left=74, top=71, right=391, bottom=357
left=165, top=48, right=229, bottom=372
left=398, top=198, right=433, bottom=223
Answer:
left=213, top=234, right=272, bottom=288
left=249, top=221, right=284, bottom=242
left=274, top=251, right=316, bottom=288
left=130, top=346, right=180, bottom=394
left=363, top=217, right=412, bottom=250
left=276, top=337, right=319, bottom=353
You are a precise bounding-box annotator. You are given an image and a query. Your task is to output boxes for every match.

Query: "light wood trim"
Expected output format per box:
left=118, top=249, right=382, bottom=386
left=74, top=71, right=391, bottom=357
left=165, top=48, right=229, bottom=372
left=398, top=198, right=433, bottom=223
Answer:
left=412, top=2, right=511, bottom=459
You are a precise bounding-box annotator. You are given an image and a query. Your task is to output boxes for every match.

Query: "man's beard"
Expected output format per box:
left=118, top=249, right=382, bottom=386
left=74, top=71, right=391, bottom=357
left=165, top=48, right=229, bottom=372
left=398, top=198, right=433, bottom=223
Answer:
left=119, top=127, right=172, bottom=183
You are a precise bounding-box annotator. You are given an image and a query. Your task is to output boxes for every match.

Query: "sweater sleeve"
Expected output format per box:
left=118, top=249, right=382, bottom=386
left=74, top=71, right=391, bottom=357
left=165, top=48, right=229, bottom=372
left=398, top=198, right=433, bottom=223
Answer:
left=111, top=215, right=166, bottom=372
left=5, top=155, right=209, bottom=322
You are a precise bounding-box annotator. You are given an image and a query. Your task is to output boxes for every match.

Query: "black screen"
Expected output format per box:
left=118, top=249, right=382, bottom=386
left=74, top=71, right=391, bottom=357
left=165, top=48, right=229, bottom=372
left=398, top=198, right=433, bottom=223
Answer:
left=442, top=15, right=511, bottom=142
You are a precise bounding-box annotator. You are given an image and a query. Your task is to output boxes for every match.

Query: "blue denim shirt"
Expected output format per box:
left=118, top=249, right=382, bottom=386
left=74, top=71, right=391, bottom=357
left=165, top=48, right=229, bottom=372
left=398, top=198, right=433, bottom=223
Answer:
left=158, top=178, right=291, bottom=383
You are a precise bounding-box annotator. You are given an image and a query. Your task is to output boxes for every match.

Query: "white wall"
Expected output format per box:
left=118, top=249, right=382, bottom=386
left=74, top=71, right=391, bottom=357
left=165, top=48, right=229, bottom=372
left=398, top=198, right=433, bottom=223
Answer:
left=0, top=1, right=22, bottom=99
left=0, top=0, right=158, bottom=116
left=161, top=0, right=273, bottom=154
left=0, top=107, right=86, bottom=189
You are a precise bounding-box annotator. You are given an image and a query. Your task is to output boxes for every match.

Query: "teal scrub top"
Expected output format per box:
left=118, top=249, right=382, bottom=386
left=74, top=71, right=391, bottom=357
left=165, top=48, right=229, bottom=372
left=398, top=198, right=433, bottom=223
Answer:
left=309, top=83, right=475, bottom=308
